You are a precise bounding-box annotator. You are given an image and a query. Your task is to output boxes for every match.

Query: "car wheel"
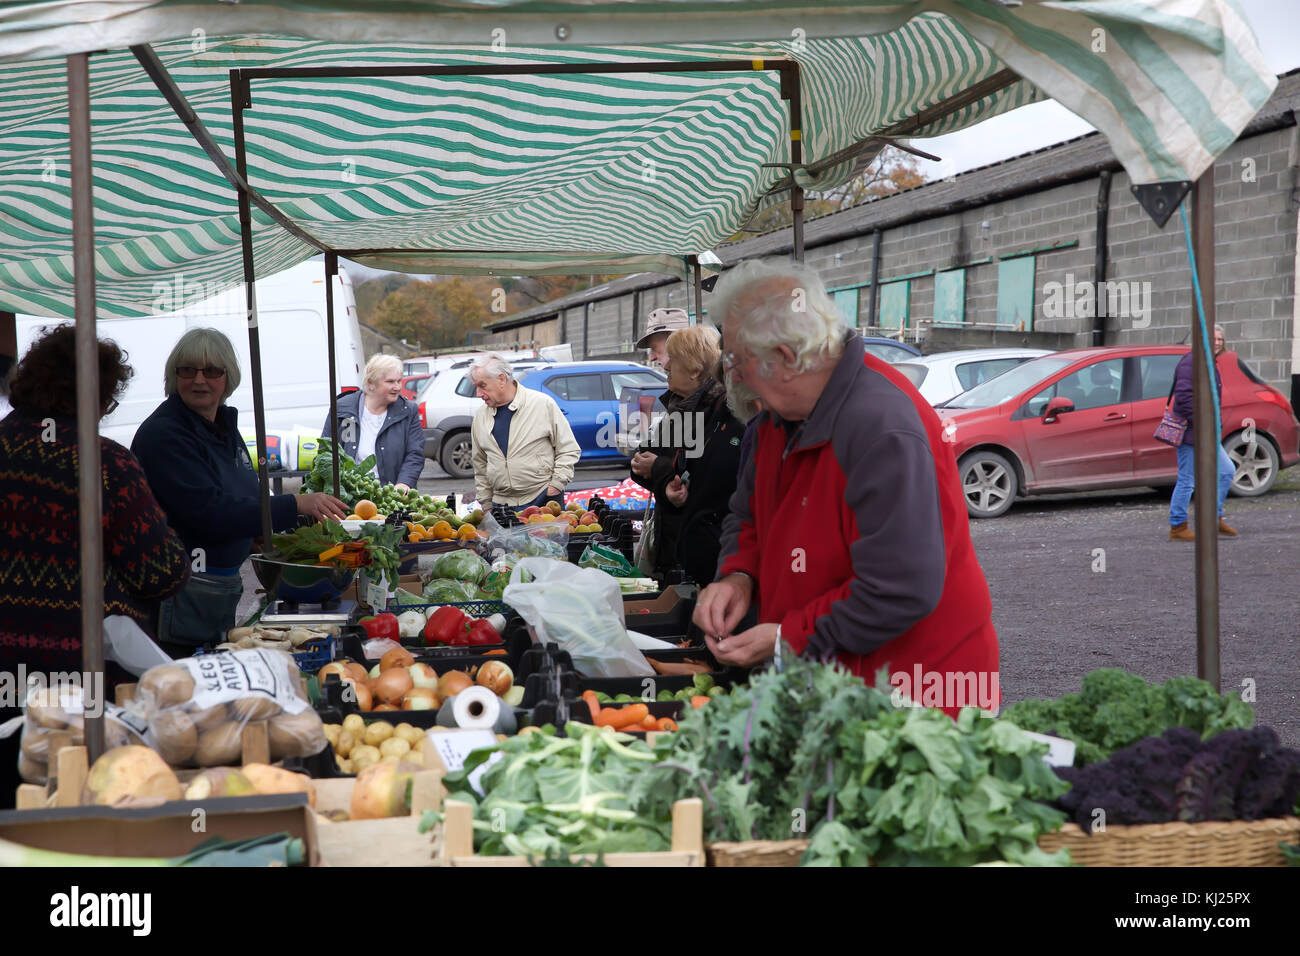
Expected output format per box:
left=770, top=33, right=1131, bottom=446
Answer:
left=440, top=431, right=474, bottom=479
left=958, top=450, right=1018, bottom=518
left=1225, top=430, right=1279, bottom=497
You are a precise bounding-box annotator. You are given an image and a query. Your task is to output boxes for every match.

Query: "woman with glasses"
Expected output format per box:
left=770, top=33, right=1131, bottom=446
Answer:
left=133, top=328, right=347, bottom=655
left=0, top=326, right=190, bottom=802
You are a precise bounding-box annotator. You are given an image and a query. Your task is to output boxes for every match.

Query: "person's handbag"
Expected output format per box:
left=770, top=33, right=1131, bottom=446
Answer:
left=1153, top=382, right=1187, bottom=447
left=633, top=500, right=657, bottom=576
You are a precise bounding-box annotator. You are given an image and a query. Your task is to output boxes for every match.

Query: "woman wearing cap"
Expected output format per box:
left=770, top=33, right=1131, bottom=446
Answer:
left=133, top=328, right=347, bottom=655
left=323, top=354, right=425, bottom=491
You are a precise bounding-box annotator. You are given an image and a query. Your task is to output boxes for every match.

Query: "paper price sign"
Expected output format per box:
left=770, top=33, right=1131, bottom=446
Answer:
left=427, top=729, right=502, bottom=796
left=1022, top=731, right=1076, bottom=767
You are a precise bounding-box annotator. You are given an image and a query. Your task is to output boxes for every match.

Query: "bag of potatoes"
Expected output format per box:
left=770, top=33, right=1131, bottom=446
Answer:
left=136, top=649, right=326, bottom=768
left=19, top=687, right=148, bottom=785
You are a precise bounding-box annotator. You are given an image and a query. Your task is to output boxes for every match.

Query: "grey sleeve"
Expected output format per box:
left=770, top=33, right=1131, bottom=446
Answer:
left=714, top=432, right=760, bottom=581
left=802, top=428, right=946, bottom=658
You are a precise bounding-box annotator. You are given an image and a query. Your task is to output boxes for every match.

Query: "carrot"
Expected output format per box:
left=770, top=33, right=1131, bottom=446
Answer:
left=484, top=649, right=507, bottom=656
left=690, top=695, right=710, bottom=709
left=608, top=704, right=649, bottom=729
left=593, top=708, right=623, bottom=727
left=582, top=690, right=602, bottom=722
left=640, top=713, right=658, bottom=730
left=656, top=718, right=678, bottom=732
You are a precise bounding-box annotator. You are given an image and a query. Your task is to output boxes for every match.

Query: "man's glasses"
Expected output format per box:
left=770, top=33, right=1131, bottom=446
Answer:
left=176, top=366, right=226, bottom=380
left=723, top=350, right=745, bottom=372
left=105, top=398, right=118, bottom=415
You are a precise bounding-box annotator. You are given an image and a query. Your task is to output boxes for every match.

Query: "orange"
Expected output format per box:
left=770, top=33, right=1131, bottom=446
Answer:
left=456, top=524, right=478, bottom=541
left=354, top=500, right=378, bottom=520
left=430, top=520, right=454, bottom=540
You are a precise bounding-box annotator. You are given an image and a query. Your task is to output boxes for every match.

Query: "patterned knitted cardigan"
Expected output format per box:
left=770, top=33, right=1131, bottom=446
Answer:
left=0, top=408, right=190, bottom=676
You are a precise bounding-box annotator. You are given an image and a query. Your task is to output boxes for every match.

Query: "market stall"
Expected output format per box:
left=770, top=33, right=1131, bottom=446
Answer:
left=0, top=0, right=1287, bottom=867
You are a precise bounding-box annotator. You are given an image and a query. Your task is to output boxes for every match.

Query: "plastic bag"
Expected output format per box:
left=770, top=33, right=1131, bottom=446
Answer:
left=427, top=549, right=490, bottom=586
left=480, top=552, right=517, bottom=600
left=483, top=512, right=570, bottom=560
left=134, top=649, right=326, bottom=768
left=579, top=542, right=639, bottom=578
left=422, top=578, right=481, bottom=603
left=18, top=686, right=149, bottom=784
left=503, top=558, right=653, bottom=678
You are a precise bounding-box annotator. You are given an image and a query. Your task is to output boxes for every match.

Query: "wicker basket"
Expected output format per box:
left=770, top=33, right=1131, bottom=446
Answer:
left=1038, top=817, right=1300, bottom=867
left=707, top=840, right=810, bottom=867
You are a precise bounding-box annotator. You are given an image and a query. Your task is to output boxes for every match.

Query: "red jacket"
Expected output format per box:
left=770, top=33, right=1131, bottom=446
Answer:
left=716, top=334, right=998, bottom=717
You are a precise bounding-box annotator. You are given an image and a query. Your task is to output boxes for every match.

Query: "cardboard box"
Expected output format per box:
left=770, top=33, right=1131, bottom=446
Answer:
left=623, top=584, right=690, bottom=614
left=0, top=795, right=321, bottom=865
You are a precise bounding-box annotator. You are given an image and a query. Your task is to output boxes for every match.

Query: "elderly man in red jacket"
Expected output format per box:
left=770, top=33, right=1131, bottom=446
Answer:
left=693, top=259, right=999, bottom=717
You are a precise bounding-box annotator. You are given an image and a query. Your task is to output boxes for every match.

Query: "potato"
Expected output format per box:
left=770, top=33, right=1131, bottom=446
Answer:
left=393, top=723, right=423, bottom=747
left=322, top=724, right=341, bottom=747
left=150, top=709, right=198, bottom=766
left=184, top=768, right=258, bottom=800
left=194, top=722, right=243, bottom=767
left=342, top=714, right=366, bottom=737
left=188, top=703, right=229, bottom=733
left=104, top=720, right=137, bottom=750
left=228, top=697, right=281, bottom=722
left=83, top=746, right=181, bottom=805
left=18, top=753, right=47, bottom=785
left=335, top=729, right=357, bottom=759
left=363, top=721, right=394, bottom=747
left=267, top=710, right=327, bottom=760
left=335, top=757, right=353, bottom=775
left=20, top=728, right=50, bottom=762
left=242, top=763, right=317, bottom=808
left=379, top=737, right=411, bottom=759
left=139, top=666, right=195, bottom=709
left=349, top=744, right=381, bottom=774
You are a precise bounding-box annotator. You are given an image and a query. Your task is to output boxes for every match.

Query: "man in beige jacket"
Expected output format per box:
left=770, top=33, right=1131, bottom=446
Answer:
left=469, top=354, right=581, bottom=510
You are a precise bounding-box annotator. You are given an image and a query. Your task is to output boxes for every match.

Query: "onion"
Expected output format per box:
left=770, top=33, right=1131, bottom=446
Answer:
left=436, top=670, right=473, bottom=699
left=408, top=663, right=439, bottom=689
left=344, top=662, right=370, bottom=683
left=373, top=668, right=414, bottom=706
left=373, top=704, right=400, bottom=712
left=476, top=661, right=514, bottom=696
left=353, top=682, right=373, bottom=712
left=402, top=687, right=439, bottom=710
left=317, top=662, right=351, bottom=683
left=380, top=647, right=416, bottom=672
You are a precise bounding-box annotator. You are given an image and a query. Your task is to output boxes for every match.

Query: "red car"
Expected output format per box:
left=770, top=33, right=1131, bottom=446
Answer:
left=400, top=374, right=432, bottom=403
left=934, top=346, right=1300, bottom=518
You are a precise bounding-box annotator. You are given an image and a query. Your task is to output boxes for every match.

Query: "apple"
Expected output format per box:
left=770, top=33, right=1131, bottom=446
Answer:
left=408, top=663, right=439, bottom=689
left=580, top=512, right=598, bottom=524
left=575, top=524, right=591, bottom=533
left=546, top=501, right=562, bottom=515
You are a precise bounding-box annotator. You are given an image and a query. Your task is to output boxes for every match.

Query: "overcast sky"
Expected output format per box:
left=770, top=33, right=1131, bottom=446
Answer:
left=913, top=0, right=1298, bottom=179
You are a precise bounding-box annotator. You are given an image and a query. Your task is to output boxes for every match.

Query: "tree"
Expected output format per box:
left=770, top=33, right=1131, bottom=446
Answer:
left=735, top=145, right=927, bottom=238
left=370, top=277, right=492, bottom=350
left=353, top=273, right=412, bottom=327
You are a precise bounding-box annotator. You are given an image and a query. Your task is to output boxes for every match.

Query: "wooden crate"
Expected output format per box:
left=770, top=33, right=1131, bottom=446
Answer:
left=438, top=797, right=704, bottom=866
left=707, top=839, right=809, bottom=867
left=312, top=768, right=444, bottom=867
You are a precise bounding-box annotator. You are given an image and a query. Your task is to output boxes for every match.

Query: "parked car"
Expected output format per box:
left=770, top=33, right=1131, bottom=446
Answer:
left=417, top=359, right=551, bottom=477
left=403, top=348, right=540, bottom=376
left=862, top=335, right=922, bottom=363
left=515, top=362, right=668, bottom=464
left=934, top=346, right=1300, bottom=518
left=894, top=348, right=1051, bottom=405
left=400, top=373, right=432, bottom=401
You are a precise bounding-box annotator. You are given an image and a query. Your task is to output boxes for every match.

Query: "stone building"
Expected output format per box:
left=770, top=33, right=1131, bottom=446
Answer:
left=483, top=70, right=1300, bottom=399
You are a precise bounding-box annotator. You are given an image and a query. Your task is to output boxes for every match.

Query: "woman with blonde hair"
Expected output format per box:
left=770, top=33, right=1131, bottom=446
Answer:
left=133, top=327, right=347, bottom=654
left=323, top=353, right=425, bottom=490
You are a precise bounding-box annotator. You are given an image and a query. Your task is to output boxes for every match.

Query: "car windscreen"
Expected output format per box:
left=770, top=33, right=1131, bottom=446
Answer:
left=893, top=363, right=928, bottom=388
left=942, top=356, right=1075, bottom=409
left=1236, top=356, right=1266, bottom=385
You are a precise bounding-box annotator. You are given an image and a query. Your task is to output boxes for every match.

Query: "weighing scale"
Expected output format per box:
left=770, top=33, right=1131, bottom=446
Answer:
left=258, top=596, right=359, bottom=629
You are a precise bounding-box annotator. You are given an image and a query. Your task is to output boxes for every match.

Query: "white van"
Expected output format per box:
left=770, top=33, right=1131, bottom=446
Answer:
left=16, top=261, right=365, bottom=458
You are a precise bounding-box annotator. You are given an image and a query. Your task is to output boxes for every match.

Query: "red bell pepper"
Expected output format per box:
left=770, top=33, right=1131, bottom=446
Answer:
left=424, top=605, right=468, bottom=646
left=358, top=612, right=399, bottom=641
left=462, top=618, right=500, bottom=646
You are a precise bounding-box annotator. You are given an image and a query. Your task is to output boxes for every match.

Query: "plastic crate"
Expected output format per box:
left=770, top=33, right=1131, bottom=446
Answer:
left=384, top=597, right=507, bottom=618
left=291, top=636, right=340, bottom=672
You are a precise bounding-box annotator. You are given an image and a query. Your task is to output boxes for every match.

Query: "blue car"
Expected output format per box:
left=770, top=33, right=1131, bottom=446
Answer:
left=861, top=336, right=922, bottom=363
left=516, top=362, right=667, bottom=461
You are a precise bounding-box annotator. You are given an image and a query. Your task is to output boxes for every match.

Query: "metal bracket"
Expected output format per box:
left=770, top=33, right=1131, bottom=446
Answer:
left=1130, top=180, right=1192, bottom=228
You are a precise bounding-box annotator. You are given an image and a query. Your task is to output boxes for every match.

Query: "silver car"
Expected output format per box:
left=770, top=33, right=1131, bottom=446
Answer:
left=894, top=348, right=1052, bottom=406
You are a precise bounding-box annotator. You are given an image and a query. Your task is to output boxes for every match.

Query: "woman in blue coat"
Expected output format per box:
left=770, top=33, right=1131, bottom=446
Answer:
left=322, top=354, right=426, bottom=490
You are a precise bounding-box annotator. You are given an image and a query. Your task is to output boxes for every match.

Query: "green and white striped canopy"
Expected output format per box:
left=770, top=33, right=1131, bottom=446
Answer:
left=0, top=0, right=1275, bottom=318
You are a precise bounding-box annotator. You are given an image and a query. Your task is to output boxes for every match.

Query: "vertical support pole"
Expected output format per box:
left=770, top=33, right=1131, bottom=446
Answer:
left=782, top=64, right=805, bottom=263
left=67, top=52, right=105, bottom=762
left=1093, top=170, right=1112, bottom=347
left=324, top=253, right=341, bottom=500
left=230, top=71, right=274, bottom=546
left=1191, top=169, right=1220, bottom=691
left=867, top=229, right=882, bottom=330
left=692, top=257, right=704, bottom=324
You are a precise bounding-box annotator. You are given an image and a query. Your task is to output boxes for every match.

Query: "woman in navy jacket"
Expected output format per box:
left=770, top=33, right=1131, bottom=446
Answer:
left=322, top=354, right=425, bottom=490
left=133, top=328, right=347, bottom=655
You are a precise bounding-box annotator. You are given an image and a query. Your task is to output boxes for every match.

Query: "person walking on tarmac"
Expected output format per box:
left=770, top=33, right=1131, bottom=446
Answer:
left=1168, top=324, right=1237, bottom=541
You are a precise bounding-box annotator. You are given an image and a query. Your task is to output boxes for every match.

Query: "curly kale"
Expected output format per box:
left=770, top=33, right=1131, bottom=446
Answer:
left=1055, top=726, right=1300, bottom=831
left=1000, top=669, right=1254, bottom=766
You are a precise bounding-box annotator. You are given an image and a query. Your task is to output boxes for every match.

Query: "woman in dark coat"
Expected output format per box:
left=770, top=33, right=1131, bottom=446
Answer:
left=322, top=353, right=425, bottom=490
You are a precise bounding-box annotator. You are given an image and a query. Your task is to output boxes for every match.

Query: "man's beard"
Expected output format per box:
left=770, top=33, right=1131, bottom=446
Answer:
left=725, top=375, right=762, bottom=423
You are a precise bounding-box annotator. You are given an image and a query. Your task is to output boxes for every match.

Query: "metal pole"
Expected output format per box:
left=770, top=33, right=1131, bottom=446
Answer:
left=1191, top=169, right=1220, bottom=691
left=783, top=65, right=805, bottom=263
left=1093, top=170, right=1112, bottom=347
left=230, top=72, right=274, bottom=546
left=692, top=257, right=704, bottom=323
left=67, top=52, right=105, bottom=761
left=324, top=253, right=341, bottom=500
left=867, top=229, right=882, bottom=329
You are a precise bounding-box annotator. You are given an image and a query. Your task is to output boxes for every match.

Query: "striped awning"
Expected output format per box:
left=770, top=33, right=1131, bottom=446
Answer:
left=0, top=1, right=1275, bottom=318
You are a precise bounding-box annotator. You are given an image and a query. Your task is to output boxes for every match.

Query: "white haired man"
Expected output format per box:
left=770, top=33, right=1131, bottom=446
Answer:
left=693, top=259, right=999, bottom=718
left=469, top=354, right=581, bottom=512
